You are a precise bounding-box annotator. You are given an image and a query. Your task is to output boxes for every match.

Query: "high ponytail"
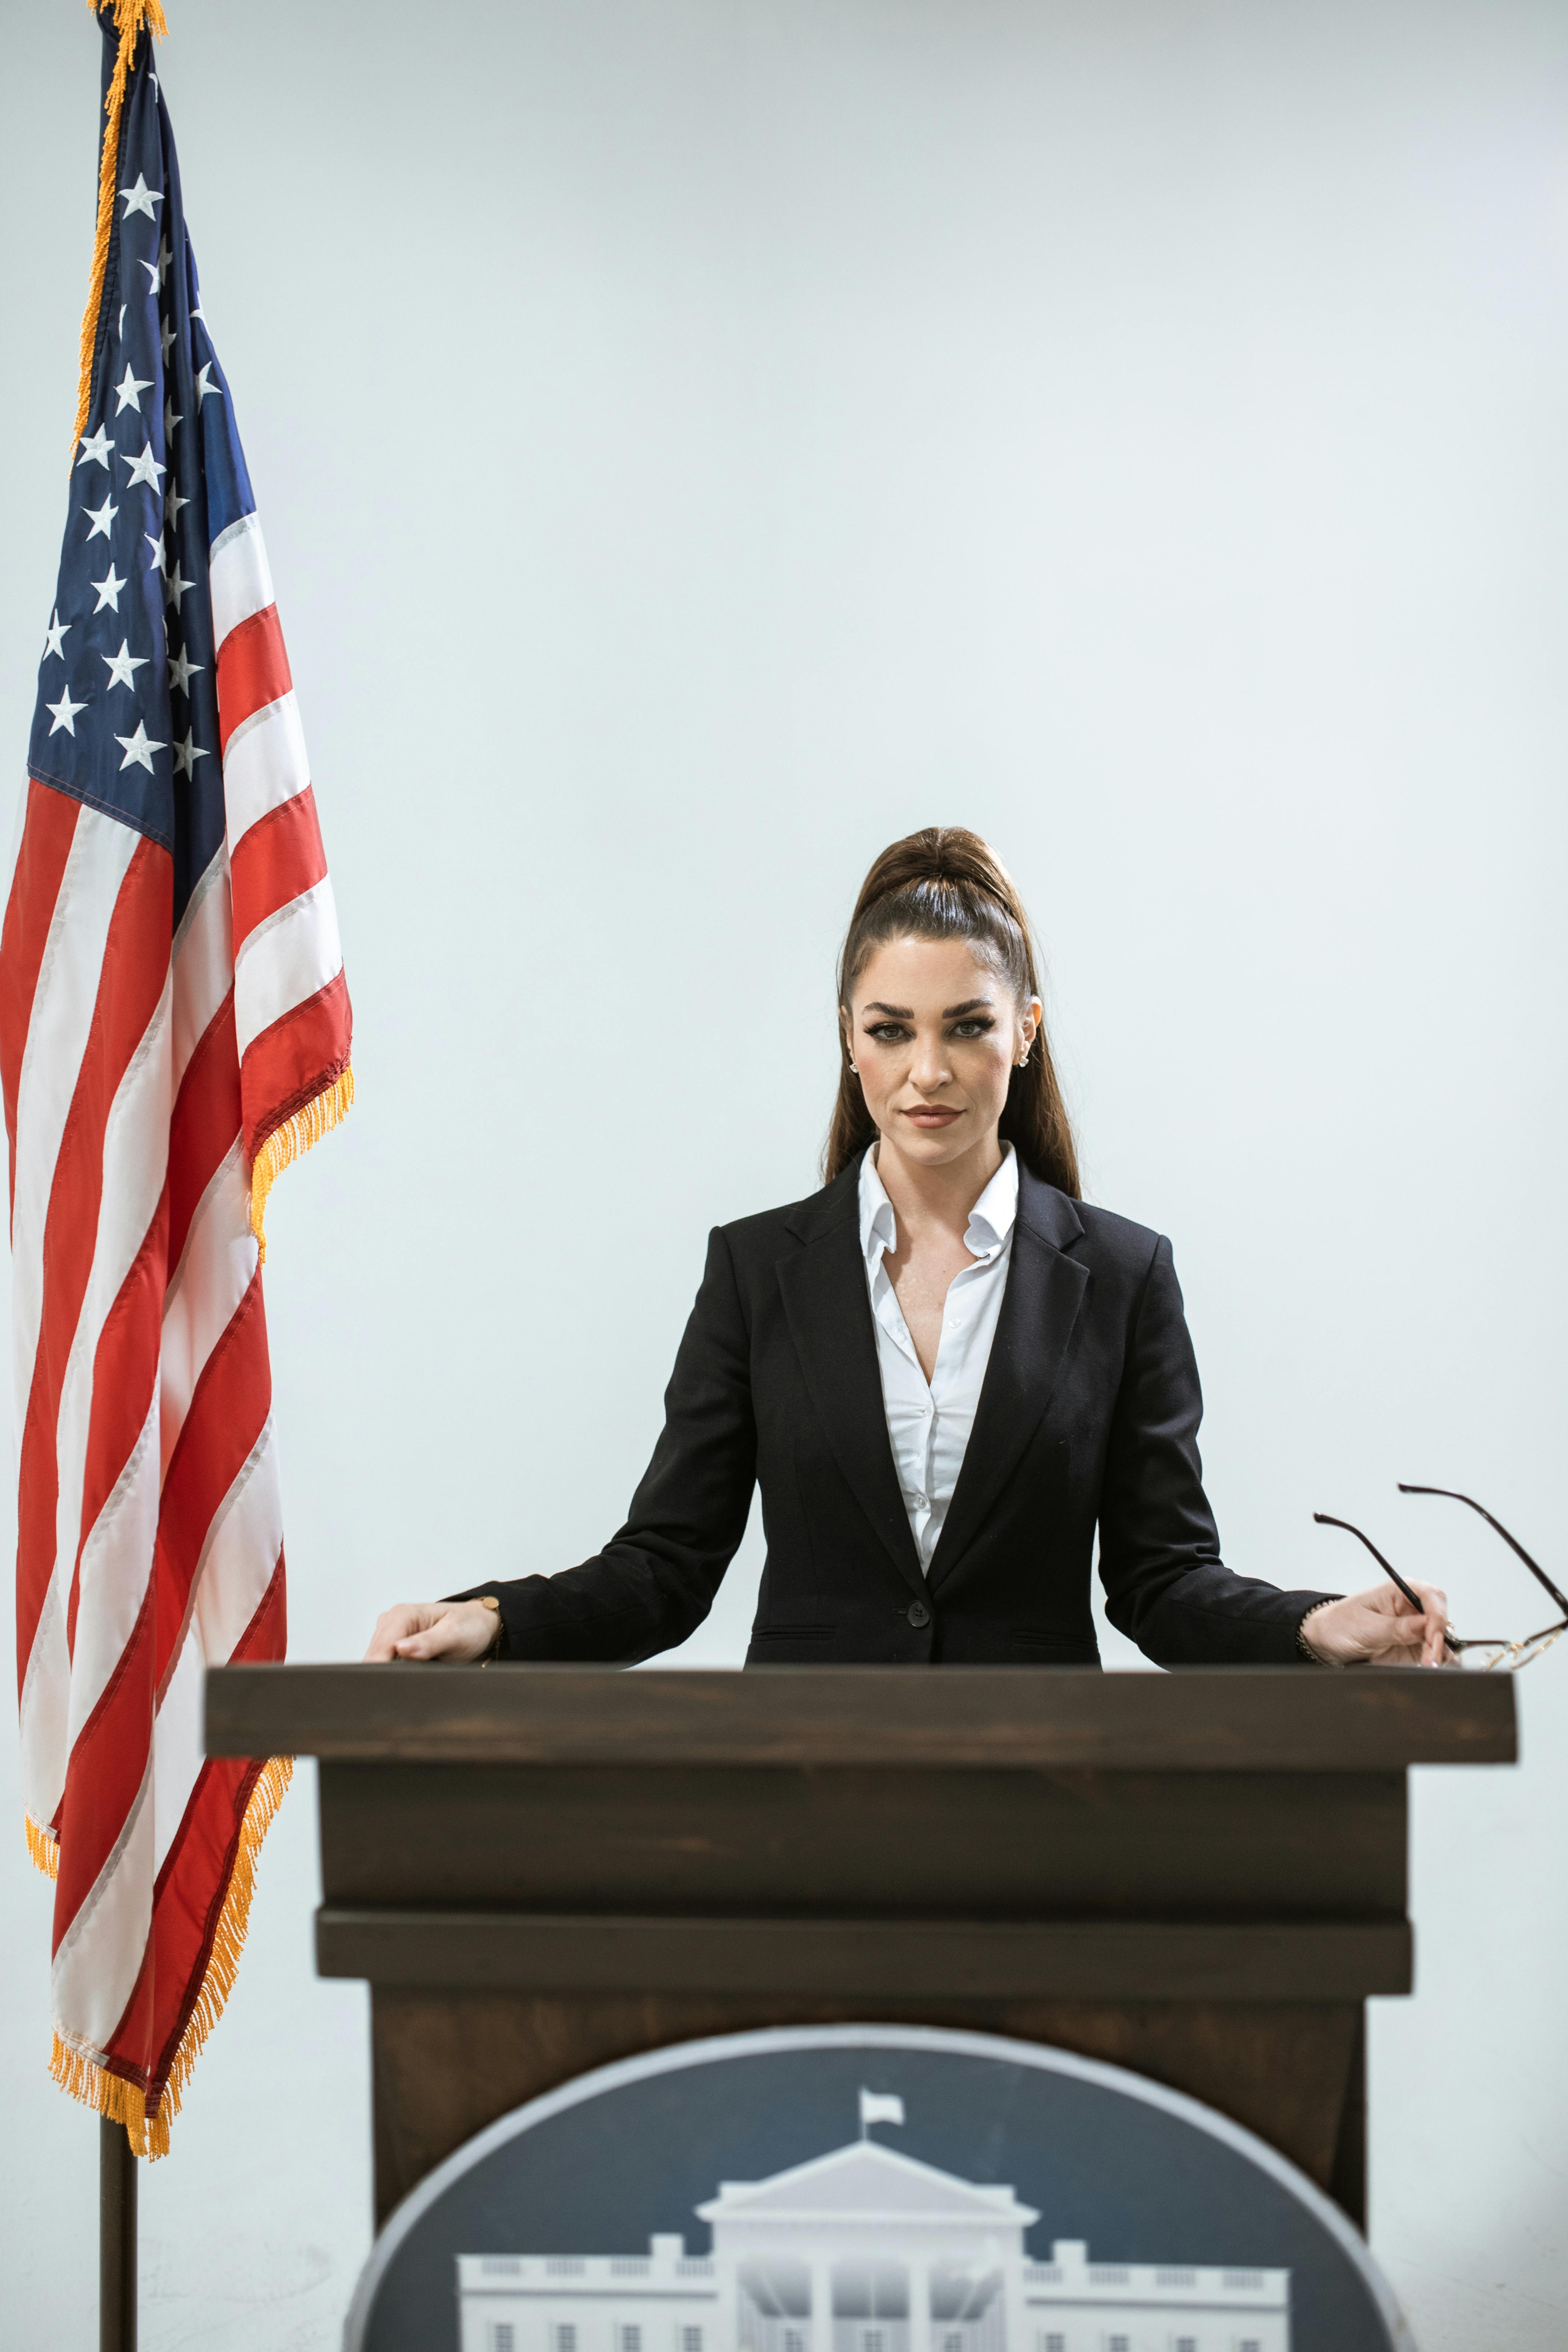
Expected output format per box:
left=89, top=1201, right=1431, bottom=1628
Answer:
left=823, top=826, right=1080, bottom=1197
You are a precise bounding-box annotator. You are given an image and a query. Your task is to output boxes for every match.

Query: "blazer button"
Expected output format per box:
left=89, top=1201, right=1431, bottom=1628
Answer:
left=907, top=1600, right=931, bottom=1628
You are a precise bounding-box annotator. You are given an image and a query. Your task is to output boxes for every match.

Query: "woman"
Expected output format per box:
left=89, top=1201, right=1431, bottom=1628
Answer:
left=366, top=828, right=1447, bottom=1670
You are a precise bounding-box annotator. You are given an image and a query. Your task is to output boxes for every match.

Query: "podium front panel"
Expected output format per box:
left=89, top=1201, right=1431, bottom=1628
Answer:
left=204, top=1663, right=1515, bottom=2233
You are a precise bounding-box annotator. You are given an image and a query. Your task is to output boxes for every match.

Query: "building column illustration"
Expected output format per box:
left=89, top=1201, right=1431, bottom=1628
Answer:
left=997, top=2237, right=1026, bottom=2352
left=906, top=2256, right=933, bottom=2352
left=811, top=2256, right=835, bottom=2352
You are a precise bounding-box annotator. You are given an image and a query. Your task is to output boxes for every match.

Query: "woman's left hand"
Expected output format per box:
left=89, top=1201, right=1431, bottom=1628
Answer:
left=1300, top=1578, right=1450, bottom=1667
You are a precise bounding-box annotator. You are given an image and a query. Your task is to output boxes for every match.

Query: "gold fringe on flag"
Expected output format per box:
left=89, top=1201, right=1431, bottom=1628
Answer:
left=248, top=1065, right=354, bottom=1263
left=25, top=1814, right=60, bottom=1880
left=47, top=1754, right=293, bottom=2158
left=72, top=0, right=171, bottom=464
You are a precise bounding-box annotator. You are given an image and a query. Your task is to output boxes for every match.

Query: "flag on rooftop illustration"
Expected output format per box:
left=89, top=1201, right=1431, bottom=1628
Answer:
left=2, top=0, right=351, bottom=2154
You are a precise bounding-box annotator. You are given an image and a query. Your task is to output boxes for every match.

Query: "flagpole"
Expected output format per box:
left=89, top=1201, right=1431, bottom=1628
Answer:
left=89, top=11, right=157, bottom=2342
left=100, top=2117, right=137, bottom=2351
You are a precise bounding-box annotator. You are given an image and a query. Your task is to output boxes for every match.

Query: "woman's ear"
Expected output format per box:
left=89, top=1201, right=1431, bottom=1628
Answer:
left=1021, top=994, right=1043, bottom=1050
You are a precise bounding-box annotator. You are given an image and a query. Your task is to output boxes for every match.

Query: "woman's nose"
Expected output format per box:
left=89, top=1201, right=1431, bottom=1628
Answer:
left=909, top=1037, right=950, bottom=1089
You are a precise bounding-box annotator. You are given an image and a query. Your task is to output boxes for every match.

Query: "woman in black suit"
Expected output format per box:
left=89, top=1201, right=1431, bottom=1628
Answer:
left=367, top=828, right=1447, bottom=1670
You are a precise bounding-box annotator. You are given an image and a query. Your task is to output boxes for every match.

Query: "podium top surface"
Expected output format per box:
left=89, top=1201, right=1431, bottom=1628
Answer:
left=204, top=1663, right=1516, bottom=1771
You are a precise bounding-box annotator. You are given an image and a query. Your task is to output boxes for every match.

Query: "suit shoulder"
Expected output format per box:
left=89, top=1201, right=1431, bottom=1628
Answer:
left=1072, top=1198, right=1167, bottom=1272
left=716, top=1198, right=807, bottom=1250
left=716, top=1168, right=857, bottom=1260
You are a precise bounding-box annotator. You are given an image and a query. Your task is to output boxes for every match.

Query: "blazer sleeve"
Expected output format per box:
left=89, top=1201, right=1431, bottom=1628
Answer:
left=1096, top=1235, right=1335, bottom=1665
left=448, top=1225, right=759, bottom=1662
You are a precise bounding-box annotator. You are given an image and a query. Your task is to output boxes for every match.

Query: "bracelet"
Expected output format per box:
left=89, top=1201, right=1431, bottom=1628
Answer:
left=1296, top=1596, right=1339, bottom=1665
left=475, top=1595, right=503, bottom=1666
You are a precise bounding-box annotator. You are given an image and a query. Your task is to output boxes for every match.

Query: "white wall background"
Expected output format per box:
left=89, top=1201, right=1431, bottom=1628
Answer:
left=3, top=0, right=1566, bottom=2342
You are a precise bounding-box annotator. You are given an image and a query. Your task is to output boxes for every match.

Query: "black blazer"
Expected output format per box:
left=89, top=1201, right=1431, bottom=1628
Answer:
left=469, top=1162, right=1331, bottom=1667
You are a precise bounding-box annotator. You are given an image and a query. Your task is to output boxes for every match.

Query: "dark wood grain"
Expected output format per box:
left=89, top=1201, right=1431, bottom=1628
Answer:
left=368, top=1990, right=1364, bottom=2229
left=205, top=1661, right=1517, bottom=1770
left=246, top=1661, right=1513, bottom=2239
left=317, top=1762, right=1407, bottom=1919
left=320, top=1909, right=1412, bottom=2000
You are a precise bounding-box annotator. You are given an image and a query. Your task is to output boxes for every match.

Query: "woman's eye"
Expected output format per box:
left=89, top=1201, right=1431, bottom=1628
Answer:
left=949, top=1019, right=994, bottom=1039
left=866, top=1024, right=909, bottom=1044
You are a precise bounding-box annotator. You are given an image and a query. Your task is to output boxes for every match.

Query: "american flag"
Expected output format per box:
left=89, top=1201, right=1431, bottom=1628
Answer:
left=2, top=7, right=351, bottom=2154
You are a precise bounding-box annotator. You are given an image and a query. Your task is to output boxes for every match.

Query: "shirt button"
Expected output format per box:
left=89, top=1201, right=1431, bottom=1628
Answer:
left=913, top=1493, right=927, bottom=1508
left=907, top=1600, right=931, bottom=1629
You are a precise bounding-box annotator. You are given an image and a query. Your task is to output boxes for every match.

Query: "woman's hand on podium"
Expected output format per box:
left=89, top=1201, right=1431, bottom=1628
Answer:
left=1300, top=1578, right=1450, bottom=1666
left=362, top=1600, right=499, bottom=1663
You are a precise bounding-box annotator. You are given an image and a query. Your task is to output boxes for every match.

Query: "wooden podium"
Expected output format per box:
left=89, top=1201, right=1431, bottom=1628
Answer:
left=204, top=1665, right=1514, bottom=2235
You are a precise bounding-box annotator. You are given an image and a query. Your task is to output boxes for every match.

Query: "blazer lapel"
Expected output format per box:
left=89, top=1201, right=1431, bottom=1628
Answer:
left=925, top=1177, right=1090, bottom=1596
left=777, top=1181, right=927, bottom=1601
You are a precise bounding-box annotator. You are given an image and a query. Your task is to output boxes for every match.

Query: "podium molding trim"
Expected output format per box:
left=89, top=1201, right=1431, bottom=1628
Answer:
left=316, top=1907, right=1412, bottom=2001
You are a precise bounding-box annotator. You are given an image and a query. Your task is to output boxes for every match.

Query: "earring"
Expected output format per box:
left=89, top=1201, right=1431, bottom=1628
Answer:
left=848, top=1060, right=859, bottom=1073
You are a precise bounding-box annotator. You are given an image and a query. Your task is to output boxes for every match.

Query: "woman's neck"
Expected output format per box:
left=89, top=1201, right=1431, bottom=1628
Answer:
left=874, top=1129, right=1005, bottom=1240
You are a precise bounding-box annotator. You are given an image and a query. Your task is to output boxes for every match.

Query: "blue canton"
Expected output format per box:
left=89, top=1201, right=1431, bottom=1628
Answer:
left=30, top=19, right=258, bottom=924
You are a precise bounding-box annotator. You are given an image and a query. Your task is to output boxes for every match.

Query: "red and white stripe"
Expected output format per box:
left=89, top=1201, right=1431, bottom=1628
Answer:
left=3, top=510, right=345, bottom=2134
left=211, top=514, right=347, bottom=1159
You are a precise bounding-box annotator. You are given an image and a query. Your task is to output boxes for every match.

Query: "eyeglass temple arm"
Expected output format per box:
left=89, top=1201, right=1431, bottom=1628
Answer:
left=1397, top=1485, right=1568, bottom=1618
left=1312, top=1512, right=1445, bottom=1625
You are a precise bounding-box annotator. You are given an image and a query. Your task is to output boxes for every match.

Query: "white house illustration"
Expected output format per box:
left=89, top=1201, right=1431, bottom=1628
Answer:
left=456, top=2132, right=1290, bottom=2352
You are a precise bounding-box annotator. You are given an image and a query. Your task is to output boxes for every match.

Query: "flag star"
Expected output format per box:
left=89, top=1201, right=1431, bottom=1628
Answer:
left=103, top=638, right=148, bottom=692
left=119, top=304, right=127, bottom=337
left=141, top=240, right=172, bottom=295
left=160, top=316, right=176, bottom=362
left=150, top=70, right=159, bottom=97
left=195, top=361, right=222, bottom=405
left=46, top=685, right=88, bottom=738
left=114, top=721, right=165, bottom=774
left=164, top=396, right=183, bottom=439
left=42, top=609, right=70, bottom=660
left=77, top=424, right=113, bottom=469
left=91, top=564, right=127, bottom=614
left=122, top=442, right=167, bottom=491
left=113, top=363, right=153, bottom=414
left=191, top=301, right=206, bottom=324
left=146, top=531, right=169, bottom=577
left=164, top=562, right=193, bottom=608
left=167, top=645, right=202, bottom=695
left=120, top=174, right=163, bottom=220
left=165, top=480, right=190, bottom=527
left=172, top=731, right=208, bottom=777
left=83, top=494, right=119, bottom=542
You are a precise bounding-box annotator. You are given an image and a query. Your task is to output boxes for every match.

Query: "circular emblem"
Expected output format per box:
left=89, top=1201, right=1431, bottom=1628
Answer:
left=347, top=2025, right=1411, bottom=2352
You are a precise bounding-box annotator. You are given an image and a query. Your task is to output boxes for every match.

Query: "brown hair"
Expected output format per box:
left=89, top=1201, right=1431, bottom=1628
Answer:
left=823, top=826, right=1080, bottom=1196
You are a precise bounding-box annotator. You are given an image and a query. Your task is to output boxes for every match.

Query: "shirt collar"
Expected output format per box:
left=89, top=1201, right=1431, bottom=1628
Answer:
left=858, top=1145, right=898, bottom=1268
left=963, top=1142, right=1019, bottom=1259
left=857, top=1141, right=1019, bottom=1268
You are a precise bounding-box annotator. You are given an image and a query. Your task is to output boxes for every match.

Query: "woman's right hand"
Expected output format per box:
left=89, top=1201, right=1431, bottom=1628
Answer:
left=362, top=1600, right=498, bottom=1663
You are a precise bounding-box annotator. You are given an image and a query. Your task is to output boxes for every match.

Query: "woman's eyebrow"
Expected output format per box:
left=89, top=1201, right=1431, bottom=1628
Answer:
left=943, top=997, right=994, bottom=1016
left=863, top=1001, right=914, bottom=1017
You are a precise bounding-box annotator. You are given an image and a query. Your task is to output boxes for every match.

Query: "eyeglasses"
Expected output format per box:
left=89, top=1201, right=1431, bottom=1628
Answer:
left=1312, top=1485, right=1568, bottom=1670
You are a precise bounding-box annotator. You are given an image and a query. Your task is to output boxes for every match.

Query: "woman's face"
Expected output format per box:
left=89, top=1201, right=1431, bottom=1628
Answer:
left=843, top=935, right=1041, bottom=1175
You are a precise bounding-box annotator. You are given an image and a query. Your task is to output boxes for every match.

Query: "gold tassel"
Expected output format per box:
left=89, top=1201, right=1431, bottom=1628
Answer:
left=248, top=1065, right=354, bottom=1263
left=49, top=2032, right=167, bottom=2158
left=25, top=1815, right=60, bottom=1880
left=71, top=0, right=171, bottom=465
left=46, top=1754, right=293, bottom=2159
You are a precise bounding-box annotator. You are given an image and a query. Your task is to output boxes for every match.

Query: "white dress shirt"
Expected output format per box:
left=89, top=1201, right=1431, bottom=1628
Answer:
left=858, top=1142, right=1020, bottom=1576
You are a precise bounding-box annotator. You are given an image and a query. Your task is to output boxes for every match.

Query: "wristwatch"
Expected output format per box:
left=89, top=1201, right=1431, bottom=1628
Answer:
left=475, top=1595, right=503, bottom=1664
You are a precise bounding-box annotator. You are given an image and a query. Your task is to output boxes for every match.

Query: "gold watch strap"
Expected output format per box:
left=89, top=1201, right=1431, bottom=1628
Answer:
left=475, top=1595, right=503, bottom=1662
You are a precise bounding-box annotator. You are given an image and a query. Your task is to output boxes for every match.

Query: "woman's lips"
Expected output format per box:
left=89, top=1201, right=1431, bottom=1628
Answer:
left=902, top=1106, right=961, bottom=1126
